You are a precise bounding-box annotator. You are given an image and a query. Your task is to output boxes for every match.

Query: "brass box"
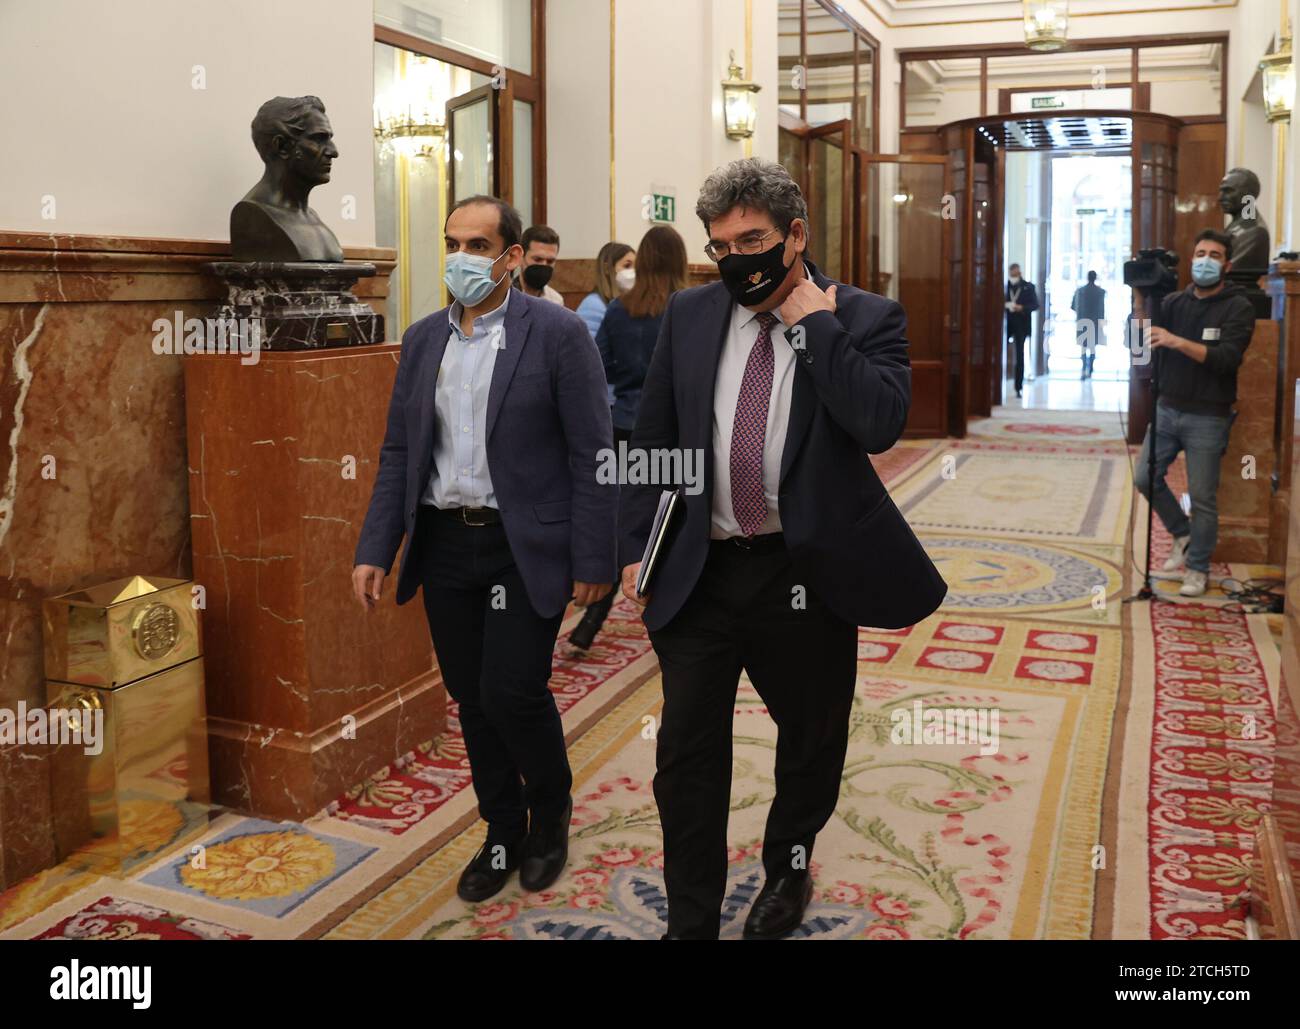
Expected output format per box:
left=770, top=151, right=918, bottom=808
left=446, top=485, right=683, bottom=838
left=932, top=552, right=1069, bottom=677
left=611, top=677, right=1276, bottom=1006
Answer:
left=43, top=575, right=211, bottom=875
left=43, top=574, right=201, bottom=688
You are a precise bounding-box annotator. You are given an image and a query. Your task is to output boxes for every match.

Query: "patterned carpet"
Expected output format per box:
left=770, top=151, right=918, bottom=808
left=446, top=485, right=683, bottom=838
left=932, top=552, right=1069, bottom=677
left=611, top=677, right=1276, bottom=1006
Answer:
left=1, top=405, right=1283, bottom=940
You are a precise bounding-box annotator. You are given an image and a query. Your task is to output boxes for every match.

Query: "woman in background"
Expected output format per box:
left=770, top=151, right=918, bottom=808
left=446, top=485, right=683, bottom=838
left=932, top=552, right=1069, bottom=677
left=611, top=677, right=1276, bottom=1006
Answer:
left=577, top=241, right=635, bottom=340
left=567, top=225, right=688, bottom=654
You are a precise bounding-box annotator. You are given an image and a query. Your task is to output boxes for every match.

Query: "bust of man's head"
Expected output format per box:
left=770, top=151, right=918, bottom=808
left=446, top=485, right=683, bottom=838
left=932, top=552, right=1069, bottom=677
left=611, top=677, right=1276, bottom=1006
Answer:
left=231, top=95, right=344, bottom=262
left=251, top=95, right=337, bottom=189
left=1218, top=167, right=1261, bottom=219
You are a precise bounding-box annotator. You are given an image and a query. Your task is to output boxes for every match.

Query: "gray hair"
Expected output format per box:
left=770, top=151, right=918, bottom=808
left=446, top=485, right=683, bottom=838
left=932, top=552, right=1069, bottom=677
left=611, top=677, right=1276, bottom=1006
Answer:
left=696, top=158, right=809, bottom=239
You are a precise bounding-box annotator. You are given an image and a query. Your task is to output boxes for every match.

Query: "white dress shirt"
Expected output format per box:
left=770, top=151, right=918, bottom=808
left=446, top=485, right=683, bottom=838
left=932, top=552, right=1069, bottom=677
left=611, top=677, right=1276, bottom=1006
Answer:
left=710, top=299, right=798, bottom=539
left=421, top=290, right=510, bottom=509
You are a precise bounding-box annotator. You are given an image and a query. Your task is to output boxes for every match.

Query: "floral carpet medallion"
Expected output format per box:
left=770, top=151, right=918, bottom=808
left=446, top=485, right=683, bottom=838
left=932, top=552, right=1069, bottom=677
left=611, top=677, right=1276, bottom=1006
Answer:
left=139, top=817, right=375, bottom=918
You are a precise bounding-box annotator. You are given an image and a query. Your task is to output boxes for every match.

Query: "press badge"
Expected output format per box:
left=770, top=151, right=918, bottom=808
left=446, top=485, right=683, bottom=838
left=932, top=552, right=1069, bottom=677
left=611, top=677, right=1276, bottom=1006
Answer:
left=1203, top=327, right=1222, bottom=341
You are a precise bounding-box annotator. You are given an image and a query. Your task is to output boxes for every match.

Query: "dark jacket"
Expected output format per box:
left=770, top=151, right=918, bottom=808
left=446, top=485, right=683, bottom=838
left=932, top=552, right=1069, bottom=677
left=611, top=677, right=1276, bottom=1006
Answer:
left=354, top=291, right=618, bottom=617
left=1005, top=279, right=1039, bottom=337
left=1157, top=282, right=1256, bottom=416
left=597, top=297, right=664, bottom=431
left=1072, top=282, right=1107, bottom=348
left=618, top=260, right=947, bottom=632
left=1072, top=282, right=1106, bottom=323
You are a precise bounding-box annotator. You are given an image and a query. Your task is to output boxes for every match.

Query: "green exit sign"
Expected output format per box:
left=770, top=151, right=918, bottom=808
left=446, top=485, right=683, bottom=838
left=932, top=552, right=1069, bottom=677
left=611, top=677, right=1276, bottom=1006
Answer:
left=651, top=193, right=675, bottom=222
left=1031, top=95, right=1065, bottom=109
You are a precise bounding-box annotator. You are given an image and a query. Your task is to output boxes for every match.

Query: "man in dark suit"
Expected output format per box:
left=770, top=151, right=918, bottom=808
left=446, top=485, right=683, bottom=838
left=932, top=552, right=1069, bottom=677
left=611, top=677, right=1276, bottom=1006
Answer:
left=353, top=195, right=616, bottom=903
left=1005, top=263, right=1039, bottom=398
left=619, top=158, right=947, bottom=940
left=1071, top=270, right=1107, bottom=380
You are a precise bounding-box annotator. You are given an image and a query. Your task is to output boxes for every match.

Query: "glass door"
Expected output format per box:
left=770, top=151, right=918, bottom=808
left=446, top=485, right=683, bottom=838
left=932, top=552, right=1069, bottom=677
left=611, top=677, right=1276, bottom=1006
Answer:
left=805, top=119, right=853, bottom=283
left=447, top=85, right=498, bottom=202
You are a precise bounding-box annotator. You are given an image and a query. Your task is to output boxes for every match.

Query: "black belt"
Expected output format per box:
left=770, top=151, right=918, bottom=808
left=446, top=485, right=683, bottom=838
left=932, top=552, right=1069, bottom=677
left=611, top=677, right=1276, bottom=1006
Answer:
left=426, top=505, right=502, bottom=526
left=712, top=532, right=785, bottom=552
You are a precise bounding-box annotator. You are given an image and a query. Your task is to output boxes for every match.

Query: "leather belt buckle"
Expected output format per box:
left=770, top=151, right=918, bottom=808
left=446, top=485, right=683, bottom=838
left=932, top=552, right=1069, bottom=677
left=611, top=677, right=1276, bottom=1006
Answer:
left=461, top=507, right=494, bottom=526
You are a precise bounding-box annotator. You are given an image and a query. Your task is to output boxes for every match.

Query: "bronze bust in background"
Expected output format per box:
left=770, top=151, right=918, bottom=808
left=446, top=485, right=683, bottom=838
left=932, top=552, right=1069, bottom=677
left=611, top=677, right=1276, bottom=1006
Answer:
left=231, top=95, right=345, bottom=263
left=1218, top=167, right=1271, bottom=274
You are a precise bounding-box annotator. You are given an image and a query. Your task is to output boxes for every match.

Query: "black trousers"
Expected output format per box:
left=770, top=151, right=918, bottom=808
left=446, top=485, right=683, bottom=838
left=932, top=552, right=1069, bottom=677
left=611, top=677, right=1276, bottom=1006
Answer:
left=647, top=540, right=858, bottom=939
left=417, top=507, right=569, bottom=842
left=1009, top=330, right=1029, bottom=392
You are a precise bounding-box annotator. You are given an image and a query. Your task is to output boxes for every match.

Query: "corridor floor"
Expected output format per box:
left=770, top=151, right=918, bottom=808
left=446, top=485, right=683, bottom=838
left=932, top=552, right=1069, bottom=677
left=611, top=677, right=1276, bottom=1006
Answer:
left=0, top=406, right=1284, bottom=939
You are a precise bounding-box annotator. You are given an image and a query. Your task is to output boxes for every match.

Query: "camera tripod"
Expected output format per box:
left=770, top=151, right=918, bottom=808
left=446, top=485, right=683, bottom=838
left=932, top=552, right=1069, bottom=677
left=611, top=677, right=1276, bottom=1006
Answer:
left=1122, top=293, right=1176, bottom=608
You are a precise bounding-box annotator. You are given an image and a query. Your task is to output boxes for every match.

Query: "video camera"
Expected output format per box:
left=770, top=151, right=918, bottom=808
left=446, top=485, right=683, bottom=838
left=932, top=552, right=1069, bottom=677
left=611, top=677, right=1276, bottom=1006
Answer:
left=1122, top=247, right=1179, bottom=296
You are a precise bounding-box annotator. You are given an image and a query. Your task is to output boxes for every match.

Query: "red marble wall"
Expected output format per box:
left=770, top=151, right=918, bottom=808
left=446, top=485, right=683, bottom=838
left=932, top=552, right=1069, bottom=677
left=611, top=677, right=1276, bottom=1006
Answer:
left=0, top=233, right=397, bottom=888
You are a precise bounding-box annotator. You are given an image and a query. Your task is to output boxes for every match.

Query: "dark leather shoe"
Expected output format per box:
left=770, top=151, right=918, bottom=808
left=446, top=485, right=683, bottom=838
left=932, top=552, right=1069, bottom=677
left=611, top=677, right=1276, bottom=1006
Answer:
left=457, top=838, right=521, bottom=902
left=742, top=873, right=814, bottom=940
left=519, top=798, right=572, bottom=892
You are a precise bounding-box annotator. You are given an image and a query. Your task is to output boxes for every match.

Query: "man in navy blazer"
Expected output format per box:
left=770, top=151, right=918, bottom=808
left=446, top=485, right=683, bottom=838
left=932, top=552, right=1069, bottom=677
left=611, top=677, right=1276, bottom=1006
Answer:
left=354, top=196, right=616, bottom=903
left=619, top=159, right=947, bottom=940
left=1005, top=263, right=1040, bottom=398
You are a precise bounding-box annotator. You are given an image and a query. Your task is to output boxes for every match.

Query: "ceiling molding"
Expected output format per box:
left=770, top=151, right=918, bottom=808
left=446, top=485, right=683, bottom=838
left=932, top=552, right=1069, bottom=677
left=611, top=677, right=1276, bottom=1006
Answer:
left=853, top=0, right=1238, bottom=30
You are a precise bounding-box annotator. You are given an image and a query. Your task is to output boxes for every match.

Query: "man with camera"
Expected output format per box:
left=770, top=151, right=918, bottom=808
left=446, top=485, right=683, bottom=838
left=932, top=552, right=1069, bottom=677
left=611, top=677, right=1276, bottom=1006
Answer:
left=1134, top=229, right=1256, bottom=597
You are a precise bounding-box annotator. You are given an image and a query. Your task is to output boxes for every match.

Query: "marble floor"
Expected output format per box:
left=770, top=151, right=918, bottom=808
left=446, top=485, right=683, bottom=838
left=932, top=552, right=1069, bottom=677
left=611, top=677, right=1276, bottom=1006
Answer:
left=1001, top=372, right=1131, bottom=415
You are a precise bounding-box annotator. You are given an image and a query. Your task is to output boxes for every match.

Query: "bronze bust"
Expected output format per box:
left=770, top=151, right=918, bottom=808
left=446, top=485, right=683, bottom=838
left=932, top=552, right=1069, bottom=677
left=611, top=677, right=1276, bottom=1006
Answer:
left=231, top=96, right=345, bottom=263
left=1218, top=167, right=1271, bottom=273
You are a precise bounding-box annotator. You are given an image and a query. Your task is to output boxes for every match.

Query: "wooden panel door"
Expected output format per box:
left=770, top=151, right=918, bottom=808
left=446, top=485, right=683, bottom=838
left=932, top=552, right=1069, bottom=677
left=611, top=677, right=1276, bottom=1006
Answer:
left=805, top=120, right=854, bottom=282
left=943, top=124, right=970, bottom=438
left=1127, top=114, right=1180, bottom=444
left=859, top=153, right=951, bottom=437
left=969, top=136, right=997, bottom=419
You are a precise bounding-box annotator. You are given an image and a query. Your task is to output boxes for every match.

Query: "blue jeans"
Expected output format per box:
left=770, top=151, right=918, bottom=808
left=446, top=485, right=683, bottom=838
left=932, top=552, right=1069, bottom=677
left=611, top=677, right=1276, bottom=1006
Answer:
left=1133, top=401, right=1234, bottom=573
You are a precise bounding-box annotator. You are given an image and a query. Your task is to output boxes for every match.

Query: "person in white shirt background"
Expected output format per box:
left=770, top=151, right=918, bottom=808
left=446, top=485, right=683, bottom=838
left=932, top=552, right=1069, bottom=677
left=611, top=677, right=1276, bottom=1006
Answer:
left=516, top=224, right=566, bottom=305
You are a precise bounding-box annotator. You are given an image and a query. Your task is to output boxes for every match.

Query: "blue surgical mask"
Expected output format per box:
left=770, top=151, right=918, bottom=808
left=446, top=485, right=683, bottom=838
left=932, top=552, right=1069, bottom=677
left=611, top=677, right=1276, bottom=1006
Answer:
left=444, top=250, right=509, bottom=305
left=1191, top=256, right=1223, bottom=288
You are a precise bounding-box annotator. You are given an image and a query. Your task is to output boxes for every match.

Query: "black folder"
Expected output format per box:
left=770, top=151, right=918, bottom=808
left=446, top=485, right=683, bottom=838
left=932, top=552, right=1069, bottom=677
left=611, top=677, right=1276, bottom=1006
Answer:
left=635, top=488, right=683, bottom=598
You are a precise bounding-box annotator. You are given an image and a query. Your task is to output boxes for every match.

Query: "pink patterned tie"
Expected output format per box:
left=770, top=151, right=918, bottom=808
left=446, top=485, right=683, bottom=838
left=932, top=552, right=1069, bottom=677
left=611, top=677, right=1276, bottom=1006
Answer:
left=729, top=312, right=777, bottom=537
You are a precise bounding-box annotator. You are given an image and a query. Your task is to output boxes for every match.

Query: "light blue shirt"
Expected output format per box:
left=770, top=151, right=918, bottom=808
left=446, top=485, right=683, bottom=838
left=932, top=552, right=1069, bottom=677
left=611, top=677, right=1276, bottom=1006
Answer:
left=421, top=291, right=510, bottom=508
left=577, top=291, right=615, bottom=406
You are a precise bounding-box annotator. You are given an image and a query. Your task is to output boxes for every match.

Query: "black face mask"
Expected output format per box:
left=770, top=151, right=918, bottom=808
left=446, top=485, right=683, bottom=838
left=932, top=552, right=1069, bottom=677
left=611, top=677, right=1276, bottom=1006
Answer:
left=717, top=237, right=792, bottom=307
left=522, top=264, right=554, bottom=290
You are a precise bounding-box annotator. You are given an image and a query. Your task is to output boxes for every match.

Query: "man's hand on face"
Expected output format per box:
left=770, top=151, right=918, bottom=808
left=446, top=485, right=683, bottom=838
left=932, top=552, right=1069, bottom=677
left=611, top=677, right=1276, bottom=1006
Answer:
left=778, top=278, right=837, bottom=327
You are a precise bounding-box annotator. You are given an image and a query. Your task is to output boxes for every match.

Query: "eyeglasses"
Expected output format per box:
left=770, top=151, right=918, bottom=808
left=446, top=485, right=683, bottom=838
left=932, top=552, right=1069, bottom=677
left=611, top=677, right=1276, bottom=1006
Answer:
left=704, top=228, right=783, bottom=263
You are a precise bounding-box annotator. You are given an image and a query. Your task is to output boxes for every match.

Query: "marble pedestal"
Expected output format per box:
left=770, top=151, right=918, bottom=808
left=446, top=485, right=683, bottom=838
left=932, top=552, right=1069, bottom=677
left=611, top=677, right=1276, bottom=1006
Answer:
left=183, top=343, right=443, bottom=820
left=205, top=261, right=383, bottom=350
